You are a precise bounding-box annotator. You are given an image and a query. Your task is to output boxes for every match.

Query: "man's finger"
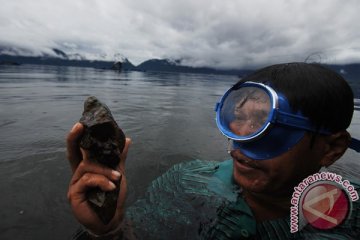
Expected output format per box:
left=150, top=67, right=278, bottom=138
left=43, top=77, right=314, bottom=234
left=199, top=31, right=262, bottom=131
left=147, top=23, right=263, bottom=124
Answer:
left=77, top=173, right=117, bottom=193
left=67, top=122, right=84, bottom=173
left=68, top=173, right=117, bottom=205
left=119, top=138, right=131, bottom=170
left=71, top=160, right=122, bottom=184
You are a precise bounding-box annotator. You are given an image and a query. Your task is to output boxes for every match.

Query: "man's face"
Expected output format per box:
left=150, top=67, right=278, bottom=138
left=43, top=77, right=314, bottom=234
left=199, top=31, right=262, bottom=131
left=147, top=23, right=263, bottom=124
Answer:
left=227, top=86, right=327, bottom=196
left=231, top=133, right=325, bottom=196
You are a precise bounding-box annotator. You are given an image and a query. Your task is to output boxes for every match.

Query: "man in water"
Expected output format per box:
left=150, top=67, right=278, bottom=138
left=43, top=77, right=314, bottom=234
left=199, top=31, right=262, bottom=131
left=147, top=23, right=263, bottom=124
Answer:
left=67, top=62, right=360, bottom=239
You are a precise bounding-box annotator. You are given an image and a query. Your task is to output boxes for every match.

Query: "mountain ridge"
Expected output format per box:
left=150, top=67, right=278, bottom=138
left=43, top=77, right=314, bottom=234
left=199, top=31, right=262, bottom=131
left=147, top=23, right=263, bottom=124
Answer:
left=1, top=47, right=359, bottom=77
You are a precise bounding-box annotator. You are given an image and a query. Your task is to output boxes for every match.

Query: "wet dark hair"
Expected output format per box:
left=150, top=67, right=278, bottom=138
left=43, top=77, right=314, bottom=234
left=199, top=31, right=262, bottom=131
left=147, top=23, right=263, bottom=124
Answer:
left=238, top=62, right=354, bottom=132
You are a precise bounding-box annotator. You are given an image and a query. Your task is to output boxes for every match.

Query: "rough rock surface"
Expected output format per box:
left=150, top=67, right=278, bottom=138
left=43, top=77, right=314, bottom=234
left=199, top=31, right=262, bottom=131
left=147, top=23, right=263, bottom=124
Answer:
left=79, top=96, right=126, bottom=224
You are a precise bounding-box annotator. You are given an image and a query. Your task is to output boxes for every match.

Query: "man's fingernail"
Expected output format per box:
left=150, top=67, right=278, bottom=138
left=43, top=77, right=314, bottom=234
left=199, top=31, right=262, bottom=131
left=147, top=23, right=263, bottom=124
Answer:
left=71, top=123, right=80, bottom=132
left=109, top=181, right=116, bottom=190
left=112, top=170, right=121, bottom=179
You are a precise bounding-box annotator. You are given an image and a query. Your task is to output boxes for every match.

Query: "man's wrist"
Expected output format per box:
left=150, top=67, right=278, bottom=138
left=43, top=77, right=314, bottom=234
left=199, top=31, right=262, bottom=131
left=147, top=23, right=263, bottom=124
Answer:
left=84, top=225, right=123, bottom=240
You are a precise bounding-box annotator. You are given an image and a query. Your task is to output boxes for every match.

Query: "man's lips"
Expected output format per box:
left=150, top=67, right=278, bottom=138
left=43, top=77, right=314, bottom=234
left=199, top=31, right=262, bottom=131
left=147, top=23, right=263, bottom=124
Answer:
left=231, top=150, right=262, bottom=170
left=235, top=158, right=261, bottom=169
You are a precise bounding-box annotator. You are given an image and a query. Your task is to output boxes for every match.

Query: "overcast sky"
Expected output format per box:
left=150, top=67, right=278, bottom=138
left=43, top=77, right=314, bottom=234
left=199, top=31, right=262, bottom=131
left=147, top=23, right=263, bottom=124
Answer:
left=0, top=0, right=359, bottom=69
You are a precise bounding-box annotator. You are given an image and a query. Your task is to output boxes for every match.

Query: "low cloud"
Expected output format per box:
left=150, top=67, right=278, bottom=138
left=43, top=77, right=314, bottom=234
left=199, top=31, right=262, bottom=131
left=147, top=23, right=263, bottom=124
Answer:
left=0, top=0, right=359, bottom=69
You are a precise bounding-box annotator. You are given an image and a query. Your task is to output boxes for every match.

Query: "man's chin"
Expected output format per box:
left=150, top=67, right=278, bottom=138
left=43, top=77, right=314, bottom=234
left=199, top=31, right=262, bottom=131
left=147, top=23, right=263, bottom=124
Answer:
left=233, top=172, right=269, bottom=193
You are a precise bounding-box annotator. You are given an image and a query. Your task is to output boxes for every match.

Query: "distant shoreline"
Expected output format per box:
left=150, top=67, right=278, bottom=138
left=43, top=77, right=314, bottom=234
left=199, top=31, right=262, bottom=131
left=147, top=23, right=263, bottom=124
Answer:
left=1, top=54, right=359, bottom=78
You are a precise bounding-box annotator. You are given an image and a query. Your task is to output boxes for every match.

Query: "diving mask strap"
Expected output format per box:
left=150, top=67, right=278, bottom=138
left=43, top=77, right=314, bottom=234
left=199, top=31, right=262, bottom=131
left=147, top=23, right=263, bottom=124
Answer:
left=350, top=138, right=360, bottom=152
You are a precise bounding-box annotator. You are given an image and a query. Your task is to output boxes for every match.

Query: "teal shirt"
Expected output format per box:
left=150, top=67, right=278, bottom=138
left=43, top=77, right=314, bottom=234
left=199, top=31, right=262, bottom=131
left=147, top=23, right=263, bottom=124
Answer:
left=74, top=160, right=360, bottom=239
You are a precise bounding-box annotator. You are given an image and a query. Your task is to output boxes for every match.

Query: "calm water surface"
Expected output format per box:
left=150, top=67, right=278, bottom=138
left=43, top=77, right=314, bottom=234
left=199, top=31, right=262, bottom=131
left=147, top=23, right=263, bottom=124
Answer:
left=0, top=64, right=359, bottom=239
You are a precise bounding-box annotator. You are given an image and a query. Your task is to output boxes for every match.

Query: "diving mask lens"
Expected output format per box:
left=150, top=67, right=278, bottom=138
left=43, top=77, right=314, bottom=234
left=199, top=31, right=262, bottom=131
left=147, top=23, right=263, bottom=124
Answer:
left=219, top=86, right=272, bottom=141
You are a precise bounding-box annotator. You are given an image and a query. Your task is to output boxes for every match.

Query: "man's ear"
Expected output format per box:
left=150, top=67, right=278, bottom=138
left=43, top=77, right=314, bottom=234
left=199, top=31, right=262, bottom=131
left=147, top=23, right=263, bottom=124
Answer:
left=320, top=131, right=351, bottom=167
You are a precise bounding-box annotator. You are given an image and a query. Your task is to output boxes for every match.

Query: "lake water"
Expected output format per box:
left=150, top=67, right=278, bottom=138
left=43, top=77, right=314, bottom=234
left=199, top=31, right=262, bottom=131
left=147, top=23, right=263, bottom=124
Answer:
left=0, top=64, right=359, bottom=239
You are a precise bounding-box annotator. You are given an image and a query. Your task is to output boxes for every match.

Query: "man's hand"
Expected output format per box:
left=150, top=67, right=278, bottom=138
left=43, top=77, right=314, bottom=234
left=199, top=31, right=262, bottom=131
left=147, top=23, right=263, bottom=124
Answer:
left=66, top=122, right=131, bottom=235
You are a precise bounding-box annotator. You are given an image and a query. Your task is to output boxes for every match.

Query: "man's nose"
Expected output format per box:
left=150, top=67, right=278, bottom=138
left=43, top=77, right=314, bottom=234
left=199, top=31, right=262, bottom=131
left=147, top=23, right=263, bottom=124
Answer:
left=230, top=121, right=257, bottom=136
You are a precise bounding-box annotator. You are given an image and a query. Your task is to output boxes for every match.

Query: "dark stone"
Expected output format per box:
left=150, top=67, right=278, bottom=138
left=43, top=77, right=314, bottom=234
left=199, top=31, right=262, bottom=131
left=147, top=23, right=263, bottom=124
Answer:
left=79, top=96, right=126, bottom=224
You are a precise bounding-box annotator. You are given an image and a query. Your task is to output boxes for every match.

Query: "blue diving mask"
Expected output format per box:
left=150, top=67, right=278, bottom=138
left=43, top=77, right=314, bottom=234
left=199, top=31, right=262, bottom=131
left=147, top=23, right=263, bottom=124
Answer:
left=215, top=81, right=332, bottom=160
